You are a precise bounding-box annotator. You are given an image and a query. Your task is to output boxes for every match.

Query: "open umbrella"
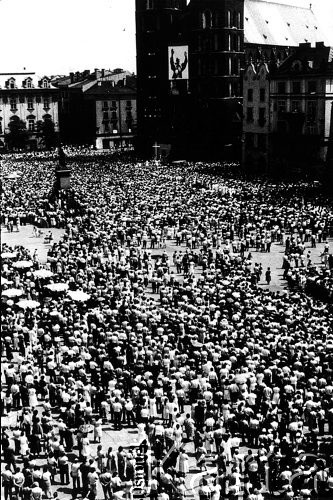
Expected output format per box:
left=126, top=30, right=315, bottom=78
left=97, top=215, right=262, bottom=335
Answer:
left=5, top=172, right=21, bottom=180
left=17, top=299, right=40, bottom=309
left=12, top=261, right=33, bottom=269
left=67, top=290, right=91, bottom=302
left=45, top=283, right=69, bottom=292
left=1, top=277, right=13, bottom=285
left=1, top=252, right=17, bottom=259
left=2, top=288, right=24, bottom=298
left=33, top=269, right=54, bottom=279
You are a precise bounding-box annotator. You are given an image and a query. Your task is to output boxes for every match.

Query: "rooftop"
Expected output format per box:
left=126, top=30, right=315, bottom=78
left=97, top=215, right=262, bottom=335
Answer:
left=244, top=0, right=327, bottom=47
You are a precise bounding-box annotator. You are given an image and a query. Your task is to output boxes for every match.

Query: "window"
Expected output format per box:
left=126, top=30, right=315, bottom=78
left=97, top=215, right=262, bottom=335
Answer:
left=247, top=89, right=253, bottom=102
left=308, top=81, right=316, bottom=93
left=227, top=34, right=231, bottom=51
left=104, top=123, right=110, bottom=133
left=202, top=10, right=212, bottom=29
left=291, top=100, right=302, bottom=113
left=27, top=98, right=34, bottom=110
left=0, top=118, right=2, bottom=135
left=260, top=88, right=266, bottom=102
left=28, top=118, right=35, bottom=131
left=146, top=0, right=154, bottom=9
left=247, top=107, right=254, bottom=122
left=277, top=100, right=287, bottom=115
left=102, top=101, right=108, bottom=110
left=126, top=100, right=132, bottom=108
left=43, top=97, right=50, bottom=109
left=42, top=79, right=49, bottom=88
left=228, top=57, right=232, bottom=75
left=278, top=82, right=286, bottom=94
left=9, top=79, right=16, bottom=89
left=111, top=111, right=117, bottom=120
left=292, top=81, right=301, bottom=94
left=26, top=79, right=32, bottom=89
left=111, top=101, right=117, bottom=109
left=227, top=10, right=231, bottom=27
left=103, top=111, right=109, bottom=120
left=19, top=96, right=25, bottom=104
left=307, top=100, right=317, bottom=122
left=237, top=12, right=241, bottom=29
left=10, top=97, right=17, bottom=111
left=258, top=107, right=266, bottom=126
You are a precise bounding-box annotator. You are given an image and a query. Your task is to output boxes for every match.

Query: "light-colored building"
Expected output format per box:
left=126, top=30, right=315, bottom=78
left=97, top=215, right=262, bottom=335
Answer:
left=84, top=79, right=137, bottom=150
left=243, top=62, right=270, bottom=171
left=0, top=72, right=59, bottom=150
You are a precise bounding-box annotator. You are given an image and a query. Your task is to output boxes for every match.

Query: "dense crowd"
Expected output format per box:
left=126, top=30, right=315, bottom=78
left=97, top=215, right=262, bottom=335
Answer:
left=1, top=154, right=333, bottom=500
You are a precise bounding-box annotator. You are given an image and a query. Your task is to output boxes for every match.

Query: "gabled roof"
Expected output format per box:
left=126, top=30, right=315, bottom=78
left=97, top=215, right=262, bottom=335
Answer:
left=275, top=43, right=333, bottom=75
left=244, top=0, right=326, bottom=47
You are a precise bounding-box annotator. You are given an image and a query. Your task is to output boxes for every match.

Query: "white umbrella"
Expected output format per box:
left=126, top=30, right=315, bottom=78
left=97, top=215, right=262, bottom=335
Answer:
left=12, top=261, right=33, bottom=269
left=2, top=288, right=24, bottom=298
left=1, top=252, right=17, bottom=259
left=68, top=290, right=90, bottom=302
left=33, top=269, right=54, bottom=279
left=17, top=299, right=40, bottom=309
left=45, top=283, right=69, bottom=292
left=5, top=172, right=21, bottom=179
left=1, top=277, right=13, bottom=285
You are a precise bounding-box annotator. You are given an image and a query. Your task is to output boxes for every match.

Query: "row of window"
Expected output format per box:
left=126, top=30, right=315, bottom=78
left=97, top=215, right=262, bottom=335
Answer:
left=0, top=116, right=53, bottom=133
left=195, top=33, right=242, bottom=53
left=196, top=55, right=241, bottom=77
left=3, top=77, right=51, bottom=90
left=276, top=99, right=317, bottom=117
left=102, top=100, right=133, bottom=109
left=0, top=96, right=55, bottom=108
left=276, top=81, right=318, bottom=94
left=246, top=107, right=267, bottom=126
left=247, top=88, right=267, bottom=102
left=201, top=10, right=242, bottom=30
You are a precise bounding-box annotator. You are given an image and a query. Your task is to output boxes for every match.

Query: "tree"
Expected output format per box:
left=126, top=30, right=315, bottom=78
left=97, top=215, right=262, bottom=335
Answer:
left=37, top=117, right=57, bottom=149
left=5, top=116, right=29, bottom=150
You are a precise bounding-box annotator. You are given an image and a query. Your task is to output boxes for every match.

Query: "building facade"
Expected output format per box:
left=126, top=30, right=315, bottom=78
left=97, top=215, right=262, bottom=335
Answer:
left=54, top=69, right=136, bottom=149
left=243, top=62, right=270, bottom=171
left=0, top=72, right=59, bottom=150
left=270, top=42, right=333, bottom=175
left=85, top=80, right=137, bottom=150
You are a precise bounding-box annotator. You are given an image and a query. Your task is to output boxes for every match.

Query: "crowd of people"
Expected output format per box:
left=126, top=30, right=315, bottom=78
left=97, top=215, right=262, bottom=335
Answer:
left=1, top=153, right=333, bottom=500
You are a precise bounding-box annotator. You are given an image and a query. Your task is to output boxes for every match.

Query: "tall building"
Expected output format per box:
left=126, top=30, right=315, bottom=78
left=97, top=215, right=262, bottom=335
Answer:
left=0, top=72, right=59, bottom=150
left=135, top=0, right=329, bottom=162
left=136, top=0, right=244, bottom=160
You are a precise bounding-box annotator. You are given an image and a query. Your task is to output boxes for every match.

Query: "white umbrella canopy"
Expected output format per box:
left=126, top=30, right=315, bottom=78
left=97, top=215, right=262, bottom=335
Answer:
left=5, top=172, right=21, bottom=179
left=1, top=252, right=17, bottom=259
left=67, top=290, right=91, bottom=302
left=33, top=269, right=54, bottom=279
left=45, top=283, right=69, bottom=292
left=1, top=277, right=13, bottom=286
left=17, top=299, right=40, bottom=309
left=2, top=288, right=24, bottom=298
left=12, top=261, right=33, bottom=269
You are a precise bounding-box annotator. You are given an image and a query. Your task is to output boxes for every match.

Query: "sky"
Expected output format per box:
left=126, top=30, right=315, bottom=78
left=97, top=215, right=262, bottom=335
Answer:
left=0, top=0, right=332, bottom=76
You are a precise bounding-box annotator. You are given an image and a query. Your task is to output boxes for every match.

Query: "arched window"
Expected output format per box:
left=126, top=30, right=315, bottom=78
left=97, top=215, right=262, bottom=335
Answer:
left=27, top=116, right=35, bottom=131
left=202, top=10, right=212, bottom=29
left=0, top=117, right=2, bottom=135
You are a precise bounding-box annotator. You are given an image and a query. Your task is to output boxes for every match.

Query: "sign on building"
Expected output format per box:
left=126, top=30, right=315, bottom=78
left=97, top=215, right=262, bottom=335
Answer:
left=168, top=46, right=189, bottom=80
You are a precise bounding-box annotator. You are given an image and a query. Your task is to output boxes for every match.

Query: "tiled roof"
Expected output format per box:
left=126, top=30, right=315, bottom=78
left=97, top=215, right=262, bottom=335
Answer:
left=84, top=81, right=136, bottom=96
left=0, top=73, right=57, bottom=90
left=244, top=0, right=327, bottom=47
left=275, top=43, right=333, bottom=74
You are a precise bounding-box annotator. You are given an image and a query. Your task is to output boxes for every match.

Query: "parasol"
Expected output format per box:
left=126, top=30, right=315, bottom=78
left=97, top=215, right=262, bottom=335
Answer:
left=1, top=252, right=17, bottom=259
left=68, top=290, right=91, bottom=302
left=5, top=172, right=21, bottom=179
left=12, top=261, right=33, bottom=269
left=17, top=299, right=40, bottom=309
left=1, top=277, right=13, bottom=285
left=45, top=283, right=69, bottom=292
left=33, top=269, right=54, bottom=279
left=2, top=288, right=24, bottom=298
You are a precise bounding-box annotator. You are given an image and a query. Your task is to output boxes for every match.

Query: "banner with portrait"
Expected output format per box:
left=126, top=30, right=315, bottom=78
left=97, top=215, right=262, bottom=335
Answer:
left=168, top=45, right=189, bottom=80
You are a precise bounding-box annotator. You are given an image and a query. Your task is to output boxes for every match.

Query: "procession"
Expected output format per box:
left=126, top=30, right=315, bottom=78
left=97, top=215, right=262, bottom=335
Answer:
left=1, top=151, right=333, bottom=500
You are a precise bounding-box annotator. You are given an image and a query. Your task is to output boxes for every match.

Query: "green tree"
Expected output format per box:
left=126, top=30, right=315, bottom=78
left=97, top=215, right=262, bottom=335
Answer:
left=5, top=116, right=29, bottom=150
left=37, top=117, right=57, bottom=149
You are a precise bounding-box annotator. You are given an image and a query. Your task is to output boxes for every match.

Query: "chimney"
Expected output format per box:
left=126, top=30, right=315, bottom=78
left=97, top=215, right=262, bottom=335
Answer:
left=94, top=68, right=101, bottom=79
left=70, top=72, right=74, bottom=83
left=102, top=69, right=105, bottom=78
left=316, top=41, right=325, bottom=48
